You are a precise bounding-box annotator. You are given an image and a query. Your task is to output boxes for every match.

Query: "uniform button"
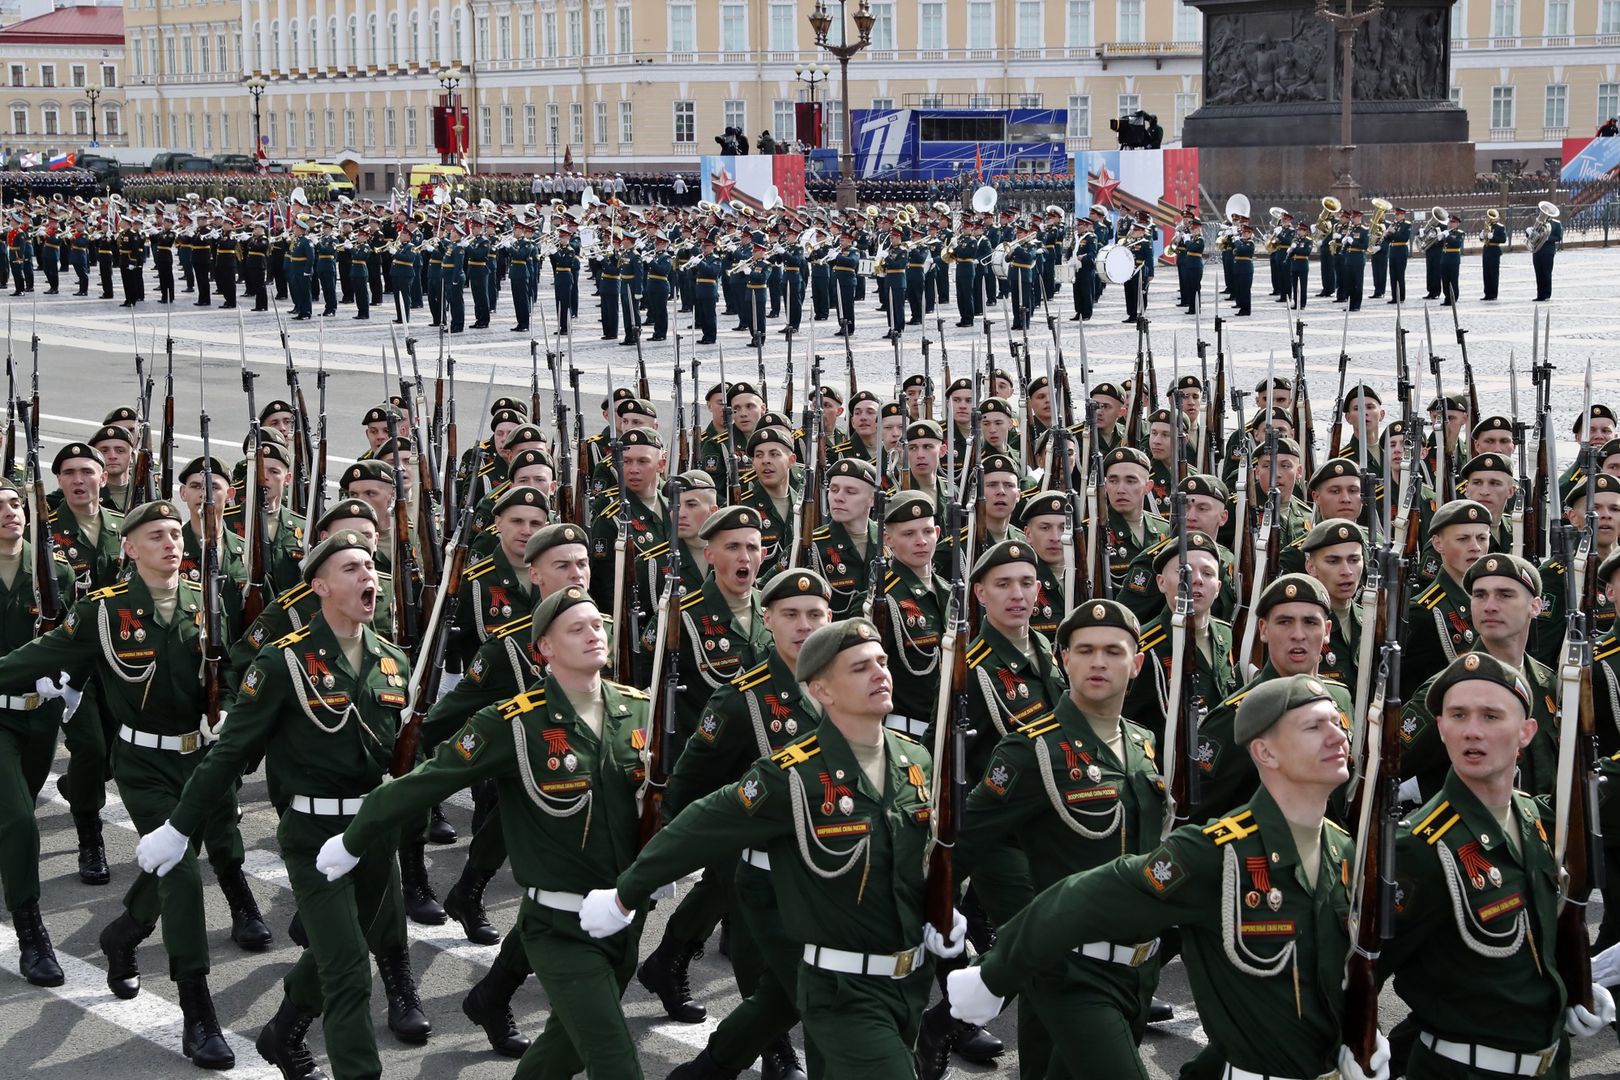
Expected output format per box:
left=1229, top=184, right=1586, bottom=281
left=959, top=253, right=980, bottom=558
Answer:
left=1271, top=852, right=1280, bottom=863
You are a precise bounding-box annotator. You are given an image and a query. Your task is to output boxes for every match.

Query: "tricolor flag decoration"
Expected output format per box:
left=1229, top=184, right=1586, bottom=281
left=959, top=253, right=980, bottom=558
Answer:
left=46, top=151, right=75, bottom=170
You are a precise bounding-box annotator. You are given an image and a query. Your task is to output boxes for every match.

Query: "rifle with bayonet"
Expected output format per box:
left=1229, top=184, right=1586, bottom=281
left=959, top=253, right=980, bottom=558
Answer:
left=1160, top=371, right=1201, bottom=833
left=20, top=394, right=63, bottom=634
left=198, top=405, right=227, bottom=742
left=380, top=358, right=422, bottom=650
left=239, top=367, right=273, bottom=627
left=638, top=468, right=684, bottom=848
left=159, top=330, right=175, bottom=500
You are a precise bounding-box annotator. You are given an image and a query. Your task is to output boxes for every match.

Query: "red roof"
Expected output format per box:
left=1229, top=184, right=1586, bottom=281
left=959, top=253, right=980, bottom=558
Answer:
left=0, top=6, right=123, bottom=46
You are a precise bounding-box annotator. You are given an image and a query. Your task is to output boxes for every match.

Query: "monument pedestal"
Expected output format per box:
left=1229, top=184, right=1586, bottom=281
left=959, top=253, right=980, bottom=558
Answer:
left=1194, top=142, right=1477, bottom=199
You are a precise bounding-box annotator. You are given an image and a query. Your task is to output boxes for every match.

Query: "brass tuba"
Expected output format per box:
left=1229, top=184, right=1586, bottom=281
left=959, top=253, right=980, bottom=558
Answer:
left=1369, top=197, right=1392, bottom=245
left=1312, top=195, right=1341, bottom=243
left=1527, top=201, right=1560, bottom=252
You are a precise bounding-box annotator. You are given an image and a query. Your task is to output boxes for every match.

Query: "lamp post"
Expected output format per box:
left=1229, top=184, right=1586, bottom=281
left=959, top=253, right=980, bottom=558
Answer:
left=808, top=0, right=873, bottom=209
left=84, top=86, right=100, bottom=148
left=1315, top=0, right=1382, bottom=208
left=438, top=66, right=463, bottom=168
left=793, top=62, right=831, bottom=151
left=245, top=76, right=267, bottom=168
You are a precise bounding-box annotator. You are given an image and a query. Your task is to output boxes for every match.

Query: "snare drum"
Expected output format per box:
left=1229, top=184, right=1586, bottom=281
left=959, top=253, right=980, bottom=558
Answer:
left=990, top=248, right=1009, bottom=280
left=1100, top=243, right=1137, bottom=285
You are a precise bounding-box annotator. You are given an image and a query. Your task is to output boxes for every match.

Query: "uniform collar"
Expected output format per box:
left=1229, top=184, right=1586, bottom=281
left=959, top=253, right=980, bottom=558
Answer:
left=1438, top=768, right=1533, bottom=867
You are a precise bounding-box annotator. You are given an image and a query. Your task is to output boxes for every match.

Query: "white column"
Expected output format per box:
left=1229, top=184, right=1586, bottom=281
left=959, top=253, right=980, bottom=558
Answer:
left=257, top=0, right=272, bottom=73
left=277, top=0, right=291, bottom=72
left=314, top=0, right=326, bottom=69
left=437, top=2, right=451, bottom=64
left=295, top=0, right=308, bottom=73
left=415, top=0, right=428, bottom=66
left=241, top=0, right=254, bottom=75
left=334, top=0, right=347, bottom=69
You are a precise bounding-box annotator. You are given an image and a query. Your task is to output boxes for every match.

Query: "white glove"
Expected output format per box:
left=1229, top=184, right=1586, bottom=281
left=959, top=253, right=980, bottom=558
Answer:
left=199, top=710, right=227, bottom=745
left=650, top=880, right=679, bottom=902
left=315, top=834, right=360, bottom=882
left=438, top=671, right=463, bottom=698
left=1592, top=941, right=1620, bottom=987
left=135, top=821, right=189, bottom=877
left=923, top=908, right=968, bottom=960
left=1566, top=983, right=1617, bottom=1038
left=946, top=966, right=1004, bottom=1026
left=1395, top=777, right=1423, bottom=804
left=578, top=888, right=635, bottom=938
left=1337, top=1032, right=1392, bottom=1080
left=34, top=674, right=66, bottom=700
left=61, top=684, right=82, bottom=721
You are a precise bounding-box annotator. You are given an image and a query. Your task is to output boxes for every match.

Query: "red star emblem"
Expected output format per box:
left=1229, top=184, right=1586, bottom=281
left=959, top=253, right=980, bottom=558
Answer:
left=1088, top=164, right=1121, bottom=209
left=711, top=167, right=737, bottom=205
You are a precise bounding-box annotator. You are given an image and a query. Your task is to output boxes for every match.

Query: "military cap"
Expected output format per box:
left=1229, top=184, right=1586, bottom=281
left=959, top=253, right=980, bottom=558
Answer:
left=101, top=406, right=138, bottom=425
left=759, top=411, right=793, bottom=432
left=819, top=385, right=845, bottom=404
left=1255, top=376, right=1293, bottom=393
left=598, top=387, right=637, bottom=411
left=970, top=539, right=1038, bottom=582
left=1258, top=573, right=1330, bottom=617
left=1017, top=491, right=1068, bottom=526
left=1254, top=436, right=1303, bottom=460
left=1309, top=459, right=1360, bottom=492
left=1028, top=375, right=1050, bottom=395
left=621, top=427, right=665, bottom=451
left=300, top=529, right=374, bottom=583
left=1148, top=407, right=1174, bottom=426
left=508, top=448, right=553, bottom=474
left=1598, top=546, right=1620, bottom=586
left=1470, top=415, right=1513, bottom=439
left=907, top=419, right=943, bottom=442
left=524, top=522, right=589, bottom=564
left=1091, top=382, right=1127, bottom=404
left=992, top=370, right=1014, bottom=388
left=489, top=396, right=528, bottom=417
left=902, top=374, right=926, bottom=391
left=490, top=408, right=526, bottom=429
left=743, top=427, right=790, bottom=455
left=87, top=423, right=134, bottom=449
left=1152, top=530, right=1218, bottom=575
left=980, top=398, right=1014, bottom=418
left=1423, top=652, right=1531, bottom=718
left=1103, top=446, right=1151, bottom=473
left=1429, top=499, right=1492, bottom=532
left=981, top=452, right=1020, bottom=478
left=493, top=485, right=547, bottom=517
left=1427, top=394, right=1469, bottom=414
left=1173, top=374, right=1202, bottom=393
left=120, top=499, right=183, bottom=537
left=1054, top=599, right=1140, bottom=650
left=1235, top=674, right=1339, bottom=744
left=827, top=457, right=878, bottom=487
left=726, top=381, right=763, bottom=404
left=1565, top=472, right=1620, bottom=506
left=177, top=455, right=228, bottom=485
left=503, top=424, right=547, bottom=449
left=1598, top=439, right=1620, bottom=464
left=676, top=469, right=716, bottom=493
left=796, top=618, right=882, bottom=683
left=0, top=477, right=17, bottom=497
left=341, top=459, right=394, bottom=487
left=614, top=398, right=657, bottom=421
left=885, top=490, right=937, bottom=525
left=760, top=569, right=832, bottom=606
left=1302, top=518, right=1365, bottom=554
left=849, top=390, right=879, bottom=408
left=1181, top=473, right=1230, bottom=502
left=52, top=442, right=106, bottom=472
left=252, top=439, right=293, bottom=467
left=315, top=498, right=380, bottom=533
left=361, top=404, right=405, bottom=426
left=946, top=378, right=971, bottom=396
left=1573, top=404, right=1616, bottom=435
left=881, top=402, right=907, bottom=420
left=1342, top=383, right=1381, bottom=408
left=373, top=436, right=412, bottom=457
left=1459, top=452, right=1513, bottom=479
left=530, top=584, right=595, bottom=643
left=259, top=399, right=295, bottom=422
left=699, top=504, right=764, bottom=540
left=1463, top=552, right=1540, bottom=597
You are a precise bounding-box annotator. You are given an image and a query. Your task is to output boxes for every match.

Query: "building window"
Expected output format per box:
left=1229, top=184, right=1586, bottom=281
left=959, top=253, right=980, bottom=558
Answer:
left=203, top=113, right=212, bottom=148
left=1603, top=0, right=1620, bottom=34
left=616, top=4, right=631, bottom=52
left=918, top=94, right=944, bottom=107
left=104, top=108, right=119, bottom=137
left=826, top=100, right=843, bottom=144
left=385, top=107, right=395, bottom=148
left=870, top=2, right=894, bottom=49
left=520, top=14, right=534, bottom=58
left=39, top=65, right=54, bottom=88
left=182, top=38, right=194, bottom=75
left=1174, top=91, right=1199, bottom=134
left=136, top=114, right=144, bottom=144
left=286, top=109, right=297, bottom=147
left=409, top=12, right=421, bottom=63
left=1175, top=2, right=1201, bottom=41
left=1118, top=0, right=1143, bottom=42
left=480, top=105, right=492, bottom=145
left=362, top=108, right=373, bottom=147
left=71, top=64, right=86, bottom=88
left=619, top=100, right=633, bottom=143
left=566, top=8, right=582, bottom=54
left=497, top=15, right=511, bottom=59
left=967, top=94, right=993, bottom=107
left=1067, top=0, right=1092, bottom=45
left=870, top=97, right=893, bottom=111
left=344, top=109, right=356, bottom=146
left=1451, top=0, right=1465, bottom=36
left=170, top=115, right=179, bottom=146
left=406, top=107, right=417, bottom=147
left=9, top=107, right=22, bottom=133
left=72, top=107, right=88, bottom=136
left=324, top=109, right=335, bottom=147
left=673, top=99, right=694, bottom=143
left=920, top=2, right=945, bottom=49
left=476, top=16, right=489, bottom=60
left=1450, top=85, right=1462, bottom=105
left=569, top=100, right=582, bottom=144
left=502, top=104, right=514, bottom=144
left=524, top=103, right=536, bottom=144
left=1016, top=1, right=1043, bottom=48
left=772, top=99, right=794, bottom=143
left=724, top=98, right=745, bottom=133
left=594, top=100, right=607, bottom=143
left=546, top=102, right=559, bottom=145
left=305, top=110, right=316, bottom=147
left=1490, top=0, right=1516, bottom=37
left=1017, top=93, right=1043, bottom=108
left=1118, top=93, right=1141, bottom=119
left=200, top=35, right=212, bottom=74
left=222, top=114, right=231, bottom=148
left=721, top=3, right=746, bottom=52
left=1544, top=84, right=1567, bottom=128
left=1599, top=83, right=1620, bottom=123
left=8, top=65, right=21, bottom=87
left=152, top=40, right=161, bottom=77
left=542, top=11, right=557, bottom=56
left=1067, top=94, right=1090, bottom=137
left=967, top=1, right=994, bottom=48
left=42, top=106, right=58, bottom=135
left=1543, top=0, right=1570, bottom=34
left=224, top=35, right=233, bottom=73
left=670, top=4, right=694, bottom=53
left=768, top=1, right=795, bottom=51
left=1490, top=85, right=1514, bottom=129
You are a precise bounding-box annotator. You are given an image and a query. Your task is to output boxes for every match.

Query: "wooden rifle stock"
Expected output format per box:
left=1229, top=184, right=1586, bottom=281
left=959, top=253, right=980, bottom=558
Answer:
left=391, top=529, right=473, bottom=777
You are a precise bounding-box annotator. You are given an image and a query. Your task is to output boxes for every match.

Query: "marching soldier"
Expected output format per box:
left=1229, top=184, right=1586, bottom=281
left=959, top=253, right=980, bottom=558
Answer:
left=637, top=471, right=717, bottom=610
left=1301, top=518, right=1367, bottom=689
left=1532, top=206, right=1562, bottom=302
left=874, top=491, right=950, bottom=743
left=1098, top=447, right=1171, bottom=590
left=588, top=428, right=671, bottom=611
left=810, top=457, right=879, bottom=621
left=1403, top=499, right=1492, bottom=696
left=1340, top=209, right=1369, bottom=311
left=1531, top=473, right=1620, bottom=670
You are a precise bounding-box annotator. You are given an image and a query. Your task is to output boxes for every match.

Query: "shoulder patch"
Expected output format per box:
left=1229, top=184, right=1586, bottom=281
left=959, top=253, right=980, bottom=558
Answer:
left=965, top=639, right=992, bottom=669
left=610, top=681, right=649, bottom=700
left=734, top=660, right=772, bottom=691
left=735, top=766, right=771, bottom=813
left=464, top=557, right=498, bottom=581
left=1141, top=844, right=1189, bottom=895
left=1018, top=714, right=1060, bottom=740
left=1410, top=800, right=1461, bottom=846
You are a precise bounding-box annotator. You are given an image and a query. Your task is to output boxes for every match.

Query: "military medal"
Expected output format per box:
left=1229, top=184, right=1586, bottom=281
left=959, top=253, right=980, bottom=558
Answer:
left=838, top=795, right=854, bottom=815
left=500, top=604, right=512, bottom=617
left=785, top=720, right=798, bottom=735
left=563, top=753, right=578, bottom=773
left=704, top=638, right=715, bottom=651
left=1487, top=866, right=1502, bottom=887
left=1087, top=763, right=1102, bottom=783
left=719, top=636, right=730, bottom=651
left=547, top=756, right=560, bottom=771
left=770, top=719, right=782, bottom=733
left=1245, top=890, right=1262, bottom=909
left=1266, top=888, right=1283, bottom=911
left=322, top=673, right=335, bottom=689
left=1457, top=841, right=1496, bottom=891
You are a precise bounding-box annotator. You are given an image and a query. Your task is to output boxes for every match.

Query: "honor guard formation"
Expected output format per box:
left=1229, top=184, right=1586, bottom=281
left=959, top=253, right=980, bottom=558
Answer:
left=0, top=170, right=1609, bottom=1080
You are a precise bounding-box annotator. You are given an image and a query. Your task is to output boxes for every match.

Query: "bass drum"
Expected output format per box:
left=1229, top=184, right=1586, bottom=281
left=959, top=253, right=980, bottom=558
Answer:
left=1100, top=242, right=1137, bottom=285
left=990, top=247, right=1009, bottom=279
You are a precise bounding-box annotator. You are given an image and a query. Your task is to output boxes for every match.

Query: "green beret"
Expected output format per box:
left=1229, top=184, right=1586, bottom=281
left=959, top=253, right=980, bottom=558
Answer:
left=1258, top=573, right=1330, bottom=617
left=1463, top=552, right=1541, bottom=597
left=1234, top=674, right=1338, bottom=744
left=600, top=387, right=636, bottom=411
left=1017, top=491, right=1068, bottom=526
left=1255, top=436, right=1302, bottom=460
left=1459, top=453, right=1513, bottom=479
left=530, top=584, right=595, bottom=643
left=907, top=419, right=943, bottom=443
left=301, top=529, right=374, bottom=583
left=52, top=442, right=106, bottom=472
left=614, top=398, right=657, bottom=420
left=489, top=396, right=529, bottom=417
left=1152, top=531, right=1219, bottom=575
left=90, top=423, right=134, bottom=448
left=797, top=618, right=883, bottom=683
left=1598, top=439, right=1620, bottom=464
left=819, top=384, right=845, bottom=404
left=760, top=569, right=832, bottom=606
left=1309, top=459, right=1360, bottom=492
left=848, top=390, right=878, bottom=408
left=1427, top=394, right=1468, bottom=414
left=493, top=485, right=547, bottom=516
left=1424, top=652, right=1532, bottom=718
left=902, top=374, right=926, bottom=391
left=1429, top=499, right=1492, bottom=533
left=1470, top=415, right=1512, bottom=439
left=0, top=477, right=18, bottom=497
left=1302, top=518, right=1365, bottom=554
left=508, top=448, right=553, bottom=474
left=315, top=498, right=379, bottom=534
left=502, top=424, right=547, bottom=449
left=1054, top=599, right=1140, bottom=649
left=885, top=490, right=937, bottom=525
left=981, top=452, right=1020, bottom=478
left=341, top=459, right=394, bottom=488
left=178, top=456, right=228, bottom=485
left=1600, top=547, right=1620, bottom=586
left=1343, top=383, right=1380, bottom=409
left=726, top=381, right=763, bottom=404
left=524, top=522, right=589, bottom=564
left=677, top=469, right=717, bottom=492
left=490, top=408, right=525, bottom=429
left=980, top=398, right=1014, bottom=418
left=120, top=499, right=183, bottom=537
left=827, top=457, right=878, bottom=487
left=258, top=399, right=295, bottom=422
left=1103, top=446, right=1150, bottom=473
left=1574, top=404, right=1617, bottom=435
left=970, top=539, right=1038, bottom=582
left=361, top=404, right=405, bottom=426
left=705, top=383, right=727, bottom=401
left=621, top=427, right=665, bottom=451
left=101, top=406, right=138, bottom=425
left=1566, top=472, right=1620, bottom=507
left=1091, top=382, right=1126, bottom=403
left=1148, top=408, right=1174, bottom=426
left=881, top=401, right=907, bottom=420
left=946, top=378, right=971, bottom=395
left=1248, top=407, right=1294, bottom=433
left=699, top=504, right=764, bottom=540
left=1255, top=376, right=1293, bottom=393
left=1180, top=473, right=1229, bottom=503
left=253, top=439, right=292, bottom=468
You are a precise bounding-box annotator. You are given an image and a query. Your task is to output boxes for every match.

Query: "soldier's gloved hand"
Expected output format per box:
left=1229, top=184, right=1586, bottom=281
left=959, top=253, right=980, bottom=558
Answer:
left=923, top=908, right=968, bottom=959
left=1566, top=983, right=1617, bottom=1038
left=946, top=966, right=1004, bottom=1026
left=1591, top=940, right=1620, bottom=987
left=136, top=821, right=189, bottom=877
left=579, top=888, right=635, bottom=938
left=315, top=834, right=361, bottom=882
left=1336, top=1033, right=1392, bottom=1080
left=34, top=674, right=66, bottom=700
left=200, top=710, right=227, bottom=745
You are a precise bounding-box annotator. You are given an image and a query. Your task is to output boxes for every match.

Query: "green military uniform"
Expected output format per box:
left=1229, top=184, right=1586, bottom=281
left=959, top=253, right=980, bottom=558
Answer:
left=672, top=575, right=770, bottom=743
left=875, top=560, right=950, bottom=739
left=1102, top=508, right=1171, bottom=590
left=224, top=500, right=308, bottom=598
left=588, top=487, right=669, bottom=612
left=958, top=620, right=1067, bottom=781
left=739, top=480, right=806, bottom=584
left=450, top=548, right=536, bottom=671
left=1121, top=609, right=1239, bottom=746
left=1531, top=554, right=1616, bottom=671
left=227, top=578, right=394, bottom=697
left=1320, top=604, right=1364, bottom=690
left=637, top=537, right=707, bottom=614
left=181, top=520, right=247, bottom=586
left=1118, top=534, right=1239, bottom=624
left=810, top=518, right=880, bottom=621
left=1403, top=571, right=1474, bottom=698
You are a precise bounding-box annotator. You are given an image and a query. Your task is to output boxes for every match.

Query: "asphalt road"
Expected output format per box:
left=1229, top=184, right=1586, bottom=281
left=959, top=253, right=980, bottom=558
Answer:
left=2, top=245, right=1619, bottom=1077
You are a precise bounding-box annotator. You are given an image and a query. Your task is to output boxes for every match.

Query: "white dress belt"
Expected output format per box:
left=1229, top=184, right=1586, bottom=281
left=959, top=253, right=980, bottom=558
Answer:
left=740, top=847, right=771, bottom=871
left=287, top=794, right=366, bottom=816
left=1417, top=1031, right=1558, bottom=1078
left=1074, top=938, right=1160, bottom=968
left=802, top=943, right=924, bottom=979
left=119, top=724, right=202, bottom=755
left=525, top=887, right=585, bottom=913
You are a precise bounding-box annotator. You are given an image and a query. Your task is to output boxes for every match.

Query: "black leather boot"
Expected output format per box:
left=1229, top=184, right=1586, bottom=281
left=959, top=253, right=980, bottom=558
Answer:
left=376, top=944, right=432, bottom=1043
left=462, top=961, right=530, bottom=1058
left=759, top=1032, right=807, bottom=1080
left=637, top=935, right=707, bottom=1022
left=12, top=900, right=63, bottom=986
left=398, top=841, right=446, bottom=925
left=74, top=813, right=109, bottom=885
left=912, top=998, right=958, bottom=1080
left=255, top=994, right=327, bottom=1079
left=427, top=802, right=458, bottom=844
left=177, top=975, right=236, bottom=1069
left=99, top=911, right=154, bottom=999
left=443, top=862, right=499, bottom=945
left=217, top=865, right=273, bottom=950
left=666, top=1048, right=739, bottom=1079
